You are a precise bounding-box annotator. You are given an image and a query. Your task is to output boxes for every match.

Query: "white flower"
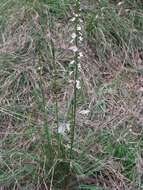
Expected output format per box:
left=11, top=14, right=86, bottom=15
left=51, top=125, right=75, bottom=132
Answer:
left=78, top=63, right=82, bottom=71
left=37, top=66, right=42, bottom=70
left=77, top=26, right=81, bottom=31
left=78, top=52, right=83, bottom=58
left=79, top=109, right=90, bottom=115
left=71, top=17, right=76, bottom=22
left=69, top=46, right=78, bottom=52
left=70, top=60, right=75, bottom=65
left=76, top=80, right=81, bottom=89
left=70, top=39, right=74, bottom=43
left=58, top=122, right=70, bottom=135
left=79, top=36, right=83, bottom=42
left=71, top=33, right=77, bottom=39
left=125, top=9, right=130, bottom=13
left=69, top=71, right=73, bottom=75
left=117, top=1, right=124, bottom=6
left=116, top=138, right=120, bottom=142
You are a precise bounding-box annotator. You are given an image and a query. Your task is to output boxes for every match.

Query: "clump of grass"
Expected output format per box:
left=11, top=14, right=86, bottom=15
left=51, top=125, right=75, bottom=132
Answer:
left=1, top=0, right=86, bottom=189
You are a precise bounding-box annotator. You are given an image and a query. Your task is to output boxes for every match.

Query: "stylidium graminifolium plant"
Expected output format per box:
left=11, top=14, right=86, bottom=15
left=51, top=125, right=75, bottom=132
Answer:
left=69, top=0, right=84, bottom=156
left=57, top=0, right=84, bottom=139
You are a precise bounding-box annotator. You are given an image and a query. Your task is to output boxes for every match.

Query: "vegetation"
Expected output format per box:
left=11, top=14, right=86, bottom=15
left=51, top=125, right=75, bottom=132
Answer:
left=0, top=0, right=143, bottom=189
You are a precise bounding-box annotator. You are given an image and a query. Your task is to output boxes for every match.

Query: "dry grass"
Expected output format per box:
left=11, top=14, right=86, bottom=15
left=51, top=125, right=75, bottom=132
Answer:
left=0, top=0, right=143, bottom=189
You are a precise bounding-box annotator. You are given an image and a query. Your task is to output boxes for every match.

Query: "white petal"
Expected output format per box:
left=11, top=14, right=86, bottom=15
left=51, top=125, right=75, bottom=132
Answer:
left=78, top=52, right=83, bottom=57
left=79, top=109, right=90, bottom=115
left=76, top=80, right=81, bottom=89
left=78, top=63, right=82, bottom=71
left=37, top=67, right=41, bottom=70
left=71, top=17, right=76, bottom=22
left=79, top=36, right=83, bottom=42
left=69, top=71, right=74, bottom=75
left=77, top=26, right=81, bottom=31
left=71, top=33, right=77, bottom=39
left=69, top=46, right=78, bottom=52
left=117, top=1, right=124, bottom=6
left=70, top=60, right=75, bottom=65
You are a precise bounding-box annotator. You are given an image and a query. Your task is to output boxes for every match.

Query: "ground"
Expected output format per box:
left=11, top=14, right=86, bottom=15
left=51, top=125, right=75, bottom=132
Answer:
left=0, top=0, right=143, bottom=190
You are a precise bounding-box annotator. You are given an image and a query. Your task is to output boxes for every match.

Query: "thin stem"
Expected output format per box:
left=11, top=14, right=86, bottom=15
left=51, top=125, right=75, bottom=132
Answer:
left=48, top=12, right=62, bottom=158
left=70, top=0, right=80, bottom=157
left=70, top=52, right=78, bottom=157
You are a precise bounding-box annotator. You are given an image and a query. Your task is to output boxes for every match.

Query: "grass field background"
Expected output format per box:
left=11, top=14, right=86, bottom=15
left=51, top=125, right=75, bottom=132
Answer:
left=0, top=0, right=143, bottom=189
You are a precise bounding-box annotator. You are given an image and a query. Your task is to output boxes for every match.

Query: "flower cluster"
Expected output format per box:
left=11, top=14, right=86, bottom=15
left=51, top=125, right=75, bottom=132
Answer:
left=68, top=0, right=83, bottom=90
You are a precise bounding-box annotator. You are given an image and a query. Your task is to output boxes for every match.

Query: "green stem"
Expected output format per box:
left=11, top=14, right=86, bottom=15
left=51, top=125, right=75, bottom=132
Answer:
left=48, top=12, right=62, bottom=157
left=70, top=0, right=80, bottom=158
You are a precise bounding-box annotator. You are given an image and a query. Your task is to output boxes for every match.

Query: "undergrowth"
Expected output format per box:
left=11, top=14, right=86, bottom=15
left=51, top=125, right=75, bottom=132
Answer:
left=0, top=0, right=143, bottom=190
